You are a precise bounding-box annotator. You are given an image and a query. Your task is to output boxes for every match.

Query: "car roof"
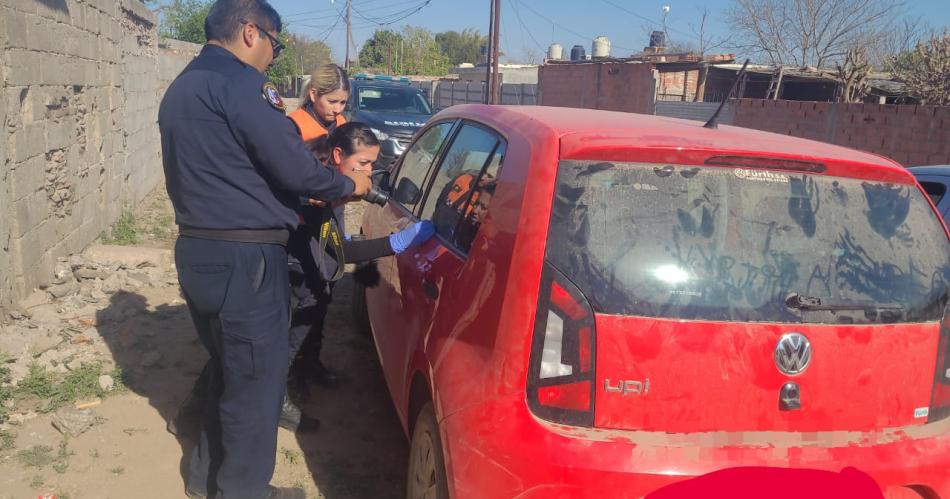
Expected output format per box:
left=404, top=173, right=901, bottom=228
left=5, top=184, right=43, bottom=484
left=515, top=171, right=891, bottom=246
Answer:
left=908, top=165, right=950, bottom=176
left=435, top=105, right=909, bottom=179
left=351, top=79, right=421, bottom=90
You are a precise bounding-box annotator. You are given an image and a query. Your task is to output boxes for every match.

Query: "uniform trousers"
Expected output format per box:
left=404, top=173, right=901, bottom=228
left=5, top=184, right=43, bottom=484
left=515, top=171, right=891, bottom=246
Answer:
left=175, top=236, right=290, bottom=499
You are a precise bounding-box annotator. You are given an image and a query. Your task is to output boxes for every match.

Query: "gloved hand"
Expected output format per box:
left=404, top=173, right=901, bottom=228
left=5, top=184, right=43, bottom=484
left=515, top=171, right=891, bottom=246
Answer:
left=389, top=220, right=435, bottom=254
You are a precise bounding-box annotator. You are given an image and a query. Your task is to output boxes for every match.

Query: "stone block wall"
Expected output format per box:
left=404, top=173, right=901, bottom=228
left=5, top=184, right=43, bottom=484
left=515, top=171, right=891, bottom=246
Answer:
left=0, top=0, right=200, bottom=307
left=731, top=99, right=950, bottom=167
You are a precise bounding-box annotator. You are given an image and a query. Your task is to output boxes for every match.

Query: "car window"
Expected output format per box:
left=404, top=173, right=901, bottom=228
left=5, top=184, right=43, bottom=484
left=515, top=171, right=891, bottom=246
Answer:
left=453, top=143, right=506, bottom=253
left=547, top=161, right=950, bottom=324
left=421, top=124, right=500, bottom=246
left=357, top=87, right=432, bottom=115
left=391, top=122, right=454, bottom=209
left=919, top=180, right=947, bottom=205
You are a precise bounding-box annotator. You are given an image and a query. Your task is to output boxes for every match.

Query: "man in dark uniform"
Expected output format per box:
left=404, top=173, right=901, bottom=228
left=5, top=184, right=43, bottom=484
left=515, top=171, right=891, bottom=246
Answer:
left=158, top=0, right=371, bottom=497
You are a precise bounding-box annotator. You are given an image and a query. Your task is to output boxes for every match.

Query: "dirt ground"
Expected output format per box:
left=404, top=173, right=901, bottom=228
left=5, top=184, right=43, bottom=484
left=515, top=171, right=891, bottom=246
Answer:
left=0, top=185, right=408, bottom=498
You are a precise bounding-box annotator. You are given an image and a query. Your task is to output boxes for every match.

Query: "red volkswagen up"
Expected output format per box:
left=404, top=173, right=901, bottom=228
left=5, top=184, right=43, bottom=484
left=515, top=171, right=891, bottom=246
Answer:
left=355, top=105, right=950, bottom=498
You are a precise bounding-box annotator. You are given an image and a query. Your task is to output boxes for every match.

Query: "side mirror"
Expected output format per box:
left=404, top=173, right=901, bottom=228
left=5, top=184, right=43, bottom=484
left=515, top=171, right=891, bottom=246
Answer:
left=393, top=177, right=420, bottom=205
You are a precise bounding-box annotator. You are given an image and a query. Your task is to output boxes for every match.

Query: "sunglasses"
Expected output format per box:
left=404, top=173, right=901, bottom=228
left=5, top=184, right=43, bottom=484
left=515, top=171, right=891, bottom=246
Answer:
left=242, top=20, right=285, bottom=58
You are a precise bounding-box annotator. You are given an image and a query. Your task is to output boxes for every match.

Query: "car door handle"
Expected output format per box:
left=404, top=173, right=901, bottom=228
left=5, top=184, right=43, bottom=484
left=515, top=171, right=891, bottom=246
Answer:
left=422, top=278, right=439, bottom=300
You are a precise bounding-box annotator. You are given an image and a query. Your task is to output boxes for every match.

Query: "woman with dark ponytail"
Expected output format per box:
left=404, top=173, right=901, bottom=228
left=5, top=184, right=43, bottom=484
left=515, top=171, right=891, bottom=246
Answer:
left=286, top=122, right=432, bottom=404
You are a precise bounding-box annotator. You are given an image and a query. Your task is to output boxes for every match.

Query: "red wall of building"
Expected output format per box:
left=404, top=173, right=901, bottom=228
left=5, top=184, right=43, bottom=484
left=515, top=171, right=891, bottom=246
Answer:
left=538, top=62, right=656, bottom=115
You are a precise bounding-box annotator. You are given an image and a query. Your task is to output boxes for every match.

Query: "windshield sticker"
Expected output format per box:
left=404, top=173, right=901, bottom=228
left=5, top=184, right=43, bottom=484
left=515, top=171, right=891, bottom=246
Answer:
left=734, top=168, right=789, bottom=183
left=384, top=120, right=425, bottom=127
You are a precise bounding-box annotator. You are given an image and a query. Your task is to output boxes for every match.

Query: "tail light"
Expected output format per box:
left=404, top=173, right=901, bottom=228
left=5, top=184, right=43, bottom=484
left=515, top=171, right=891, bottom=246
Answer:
left=527, top=262, right=596, bottom=426
left=929, top=309, right=950, bottom=422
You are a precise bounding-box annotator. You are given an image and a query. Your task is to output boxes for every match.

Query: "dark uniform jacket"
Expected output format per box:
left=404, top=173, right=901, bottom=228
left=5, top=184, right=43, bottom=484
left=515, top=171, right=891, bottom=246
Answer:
left=158, top=44, right=354, bottom=232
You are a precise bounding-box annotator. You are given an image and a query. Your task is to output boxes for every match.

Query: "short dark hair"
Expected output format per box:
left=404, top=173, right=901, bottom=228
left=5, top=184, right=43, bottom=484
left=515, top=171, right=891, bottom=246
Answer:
left=205, top=0, right=282, bottom=43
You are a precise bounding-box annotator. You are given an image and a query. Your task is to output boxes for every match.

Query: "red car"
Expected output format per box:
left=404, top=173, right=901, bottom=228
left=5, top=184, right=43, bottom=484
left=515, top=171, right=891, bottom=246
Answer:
left=355, top=105, right=950, bottom=498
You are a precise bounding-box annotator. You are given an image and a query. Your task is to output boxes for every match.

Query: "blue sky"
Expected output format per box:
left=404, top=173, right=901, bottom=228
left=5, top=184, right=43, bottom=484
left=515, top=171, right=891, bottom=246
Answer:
left=267, top=0, right=950, bottom=63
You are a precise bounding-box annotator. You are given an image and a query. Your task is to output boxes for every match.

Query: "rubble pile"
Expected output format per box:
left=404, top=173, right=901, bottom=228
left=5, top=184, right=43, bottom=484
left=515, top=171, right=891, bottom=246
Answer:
left=0, top=245, right=179, bottom=427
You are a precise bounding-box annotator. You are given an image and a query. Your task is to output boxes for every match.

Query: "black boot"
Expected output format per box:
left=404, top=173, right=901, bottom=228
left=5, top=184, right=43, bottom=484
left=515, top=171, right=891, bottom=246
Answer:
left=278, top=394, right=319, bottom=433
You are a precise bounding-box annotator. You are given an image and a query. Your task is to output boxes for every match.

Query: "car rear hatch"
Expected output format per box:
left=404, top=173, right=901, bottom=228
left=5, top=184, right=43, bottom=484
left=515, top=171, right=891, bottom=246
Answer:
left=527, top=158, right=950, bottom=433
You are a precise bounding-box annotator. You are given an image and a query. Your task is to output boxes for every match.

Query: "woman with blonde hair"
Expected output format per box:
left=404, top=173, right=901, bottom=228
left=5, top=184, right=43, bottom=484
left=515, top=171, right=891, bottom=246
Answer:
left=288, top=63, right=350, bottom=141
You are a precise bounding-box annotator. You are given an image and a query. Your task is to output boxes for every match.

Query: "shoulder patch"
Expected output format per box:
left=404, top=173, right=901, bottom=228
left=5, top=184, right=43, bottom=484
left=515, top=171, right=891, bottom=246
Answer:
left=262, top=81, right=285, bottom=112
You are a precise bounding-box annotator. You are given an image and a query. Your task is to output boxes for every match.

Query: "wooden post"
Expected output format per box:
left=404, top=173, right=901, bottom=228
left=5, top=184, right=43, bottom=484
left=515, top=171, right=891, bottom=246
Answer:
left=695, top=63, right=709, bottom=102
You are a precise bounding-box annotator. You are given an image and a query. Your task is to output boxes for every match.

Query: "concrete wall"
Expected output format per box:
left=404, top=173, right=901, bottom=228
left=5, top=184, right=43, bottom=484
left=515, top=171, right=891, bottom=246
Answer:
left=731, top=99, right=950, bottom=167
left=415, top=80, right=538, bottom=110
left=455, top=65, right=539, bottom=85
left=538, top=62, right=656, bottom=115
left=0, top=0, right=199, bottom=306
left=655, top=101, right=733, bottom=123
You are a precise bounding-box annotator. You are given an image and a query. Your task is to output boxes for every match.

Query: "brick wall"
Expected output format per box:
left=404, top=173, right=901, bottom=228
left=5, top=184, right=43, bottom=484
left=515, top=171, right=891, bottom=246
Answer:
left=0, top=0, right=199, bottom=306
left=732, top=99, right=950, bottom=167
left=538, top=62, right=656, bottom=115
left=657, top=69, right=700, bottom=101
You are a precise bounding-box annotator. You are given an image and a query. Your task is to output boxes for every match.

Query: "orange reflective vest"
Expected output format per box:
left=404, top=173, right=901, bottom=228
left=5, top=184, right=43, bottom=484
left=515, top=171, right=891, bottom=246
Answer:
left=290, top=106, right=345, bottom=225
left=288, top=106, right=346, bottom=141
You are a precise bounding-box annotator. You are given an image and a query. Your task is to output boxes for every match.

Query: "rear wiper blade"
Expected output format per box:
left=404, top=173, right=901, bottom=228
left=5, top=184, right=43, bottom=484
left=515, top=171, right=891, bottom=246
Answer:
left=785, top=293, right=904, bottom=312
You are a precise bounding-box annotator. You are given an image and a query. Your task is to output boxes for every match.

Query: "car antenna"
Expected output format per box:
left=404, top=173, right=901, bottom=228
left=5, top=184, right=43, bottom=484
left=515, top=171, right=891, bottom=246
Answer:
left=703, top=58, right=750, bottom=130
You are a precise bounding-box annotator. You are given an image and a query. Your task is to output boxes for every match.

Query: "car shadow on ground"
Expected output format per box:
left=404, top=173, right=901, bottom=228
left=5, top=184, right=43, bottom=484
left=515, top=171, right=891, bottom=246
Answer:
left=296, top=276, right=409, bottom=498
left=94, top=274, right=408, bottom=498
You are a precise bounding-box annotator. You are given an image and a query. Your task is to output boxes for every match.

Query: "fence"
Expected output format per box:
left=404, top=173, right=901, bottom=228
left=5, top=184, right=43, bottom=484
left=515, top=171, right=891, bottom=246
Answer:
left=654, top=101, right=734, bottom=123
left=411, top=81, right=538, bottom=111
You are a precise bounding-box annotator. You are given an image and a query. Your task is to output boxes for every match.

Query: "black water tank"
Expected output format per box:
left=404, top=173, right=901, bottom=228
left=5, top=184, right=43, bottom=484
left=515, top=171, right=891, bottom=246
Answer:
left=570, top=44, right=586, bottom=61
left=650, top=30, right=666, bottom=48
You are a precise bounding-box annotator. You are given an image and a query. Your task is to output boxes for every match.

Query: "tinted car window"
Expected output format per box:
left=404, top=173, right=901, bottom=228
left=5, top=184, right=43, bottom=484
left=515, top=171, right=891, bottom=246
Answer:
left=547, top=161, right=950, bottom=324
left=421, top=125, right=500, bottom=245
left=357, top=86, right=432, bottom=115
left=391, top=122, right=454, bottom=209
left=454, top=143, right=506, bottom=253
left=920, top=180, right=947, bottom=205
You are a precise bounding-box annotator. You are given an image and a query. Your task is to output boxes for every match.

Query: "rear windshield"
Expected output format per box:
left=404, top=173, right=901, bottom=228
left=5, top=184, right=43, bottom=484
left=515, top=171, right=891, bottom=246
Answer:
left=356, top=87, right=432, bottom=115
left=547, top=161, right=950, bottom=324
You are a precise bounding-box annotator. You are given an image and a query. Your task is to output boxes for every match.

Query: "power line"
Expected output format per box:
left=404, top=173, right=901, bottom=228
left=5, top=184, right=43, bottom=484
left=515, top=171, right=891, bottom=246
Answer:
left=283, top=0, right=398, bottom=21
left=594, top=0, right=696, bottom=41
left=515, top=1, right=637, bottom=52
left=350, top=0, right=433, bottom=27
left=508, top=0, right=546, bottom=54
left=318, top=9, right=345, bottom=43
left=293, top=0, right=422, bottom=22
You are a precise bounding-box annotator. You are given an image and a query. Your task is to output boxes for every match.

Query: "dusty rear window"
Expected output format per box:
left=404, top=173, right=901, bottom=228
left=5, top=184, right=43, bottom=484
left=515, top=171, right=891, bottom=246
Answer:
left=547, top=160, right=950, bottom=324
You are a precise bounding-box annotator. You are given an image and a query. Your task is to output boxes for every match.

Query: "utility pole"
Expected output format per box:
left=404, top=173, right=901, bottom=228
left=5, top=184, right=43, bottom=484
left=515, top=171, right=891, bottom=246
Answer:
left=490, top=0, right=501, bottom=104
left=344, top=0, right=352, bottom=70
left=491, top=0, right=501, bottom=104
left=484, top=0, right=494, bottom=104
left=485, top=0, right=501, bottom=104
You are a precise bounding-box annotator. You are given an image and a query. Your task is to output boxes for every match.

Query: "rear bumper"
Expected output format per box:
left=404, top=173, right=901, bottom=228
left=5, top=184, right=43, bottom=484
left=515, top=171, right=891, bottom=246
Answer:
left=439, top=395, right=950, bottom=498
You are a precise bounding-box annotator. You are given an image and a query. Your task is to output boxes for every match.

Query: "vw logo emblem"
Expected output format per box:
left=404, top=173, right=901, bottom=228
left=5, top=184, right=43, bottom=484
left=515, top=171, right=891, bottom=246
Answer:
left=774, top=333, right=812, bottom=376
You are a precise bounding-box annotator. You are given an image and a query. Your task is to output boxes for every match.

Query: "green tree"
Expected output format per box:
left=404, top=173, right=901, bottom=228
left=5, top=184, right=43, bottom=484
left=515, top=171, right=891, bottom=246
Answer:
left=158, top=0, right=299, bottom=90
left=358, top=29, right=404, bottom=73
left=435, top=28, right=486, bottom=66
left=357, top=27, right=449, bottom=76
left=265, top=31, right=300, bottom=89
left=288, top=34, right=333, bottom=75
left=158, top=0, right=210, bottom=44
left=400, top=26, right=449, bottom=76
left=890, top=31, right=950, bottom=106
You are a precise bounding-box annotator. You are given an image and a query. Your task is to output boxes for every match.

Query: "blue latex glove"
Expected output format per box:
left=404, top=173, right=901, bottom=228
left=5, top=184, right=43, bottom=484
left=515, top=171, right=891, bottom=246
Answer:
left=389, top=220, right=435, bottom=254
